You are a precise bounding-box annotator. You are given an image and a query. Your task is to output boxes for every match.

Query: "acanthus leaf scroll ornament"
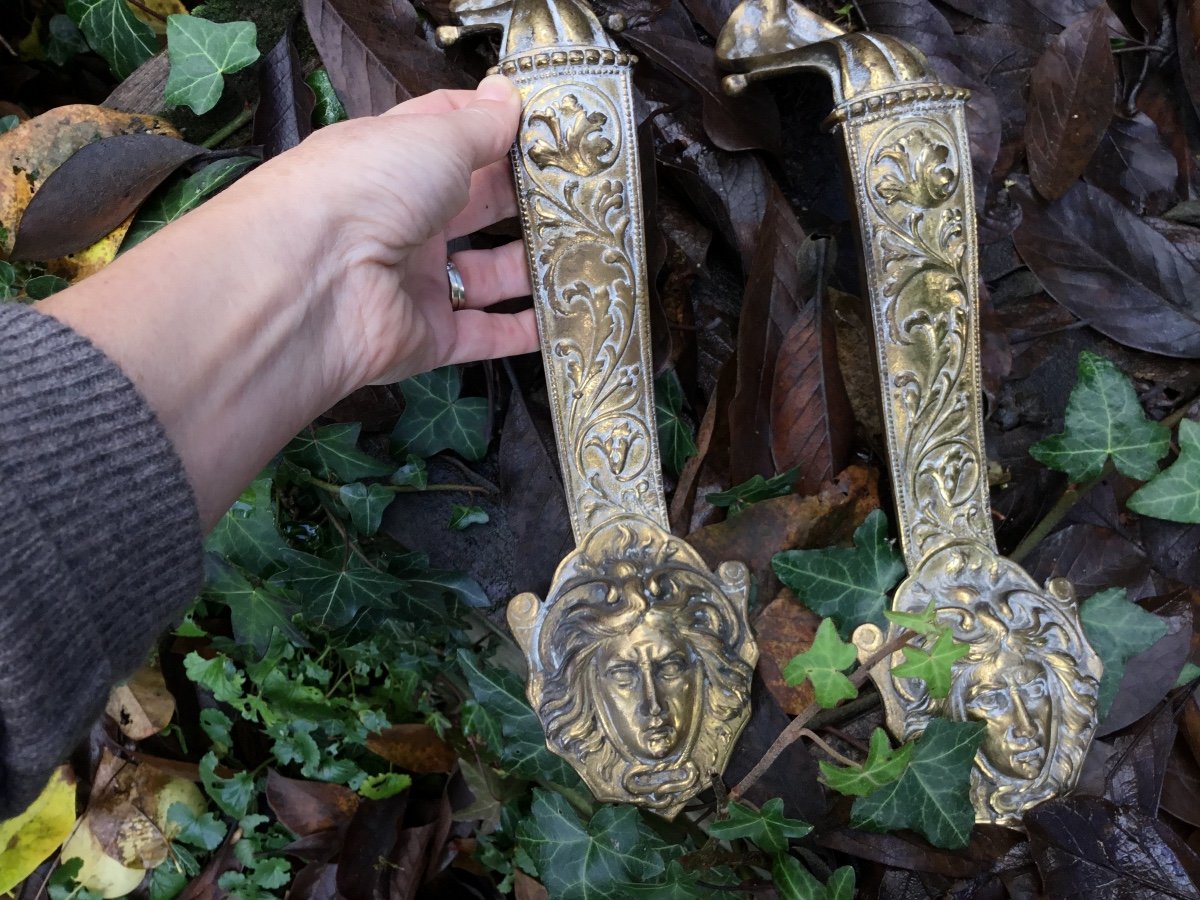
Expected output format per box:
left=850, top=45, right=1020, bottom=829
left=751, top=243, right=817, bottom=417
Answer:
left=439, top=0, right=756, bottom=816
left=715, top=0, right=1103, bottom=827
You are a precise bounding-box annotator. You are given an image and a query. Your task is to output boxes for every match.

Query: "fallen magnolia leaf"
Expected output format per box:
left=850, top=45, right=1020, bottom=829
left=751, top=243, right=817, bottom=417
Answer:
left=11, top=133, right=204, bottom=261
left=266, top=770, right=359, bottom=839
left=0, top=766, right=76, bottom=895
left=105, top=658, right=176, bottom=741
left=366, top=724, right=458, bottom=774
left=0, top=104, right=177, bottom=278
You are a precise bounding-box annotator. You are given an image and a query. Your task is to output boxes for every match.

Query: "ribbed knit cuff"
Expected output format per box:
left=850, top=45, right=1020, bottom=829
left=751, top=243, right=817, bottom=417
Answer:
left=0, top=302, right=203, bottom=816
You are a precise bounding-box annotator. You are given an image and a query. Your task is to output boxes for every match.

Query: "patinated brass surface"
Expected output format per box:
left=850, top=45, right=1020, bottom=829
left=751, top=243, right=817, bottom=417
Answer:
left=716, top=1, right=1103, bottom=827
left=440, top=0, right=757, bottom=816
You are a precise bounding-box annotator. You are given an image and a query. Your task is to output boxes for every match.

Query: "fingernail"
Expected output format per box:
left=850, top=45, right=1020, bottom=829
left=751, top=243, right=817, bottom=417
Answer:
left=476, top=74, right=517, bottom=103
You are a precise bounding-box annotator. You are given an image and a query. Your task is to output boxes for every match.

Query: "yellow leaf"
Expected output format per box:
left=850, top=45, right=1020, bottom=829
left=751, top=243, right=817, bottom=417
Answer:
left=0, top=767, right=77, bottom=895
left=104, top=659, right=176, bottom=741
left=127, top=1, right=188, bottom=35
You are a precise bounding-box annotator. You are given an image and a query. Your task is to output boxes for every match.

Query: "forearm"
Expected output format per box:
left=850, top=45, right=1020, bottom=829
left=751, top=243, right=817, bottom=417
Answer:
left=38, top=170, right=346, bottom=528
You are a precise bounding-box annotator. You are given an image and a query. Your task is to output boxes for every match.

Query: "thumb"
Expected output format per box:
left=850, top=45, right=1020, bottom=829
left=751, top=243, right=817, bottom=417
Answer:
left=451, top=75, right=522, bottom=171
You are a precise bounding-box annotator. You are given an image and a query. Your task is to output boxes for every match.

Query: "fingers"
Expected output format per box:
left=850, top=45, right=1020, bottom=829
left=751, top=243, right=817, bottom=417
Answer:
left=448, top=159, right=519, bottom=238
left=449, top=242, right=531, bottom=308
left=382, top=89, right=477, bottom=117
left=448, top=308, right=540, bottom=365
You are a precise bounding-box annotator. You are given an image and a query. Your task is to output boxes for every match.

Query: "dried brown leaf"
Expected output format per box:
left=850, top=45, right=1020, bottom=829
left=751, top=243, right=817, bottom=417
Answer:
left=366, top=723, right=458, bottom=774
left=1026, top=6, right=1116, bottom=200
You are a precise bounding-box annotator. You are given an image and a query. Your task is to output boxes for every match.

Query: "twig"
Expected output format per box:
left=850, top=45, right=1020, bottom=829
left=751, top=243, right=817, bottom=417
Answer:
left=797, top=728, right=858, bottom=767
left=818, top=724, right=871, bottom=755
left=437, top=455, right=500, bottom=494
left=730, top=628, right=915, bottom=800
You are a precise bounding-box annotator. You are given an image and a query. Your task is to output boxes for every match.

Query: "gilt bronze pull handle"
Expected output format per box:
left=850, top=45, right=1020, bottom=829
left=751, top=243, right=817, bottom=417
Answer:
left=441, top=0, right=757, bottom=817
left=716, top=1, right=1103, bottom=826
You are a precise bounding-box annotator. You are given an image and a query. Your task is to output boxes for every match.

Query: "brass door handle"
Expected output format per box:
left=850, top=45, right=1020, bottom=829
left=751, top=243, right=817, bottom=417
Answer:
left=441, top=0, right=757, bottom=817
left=716, top=0, right=1103, bottom=826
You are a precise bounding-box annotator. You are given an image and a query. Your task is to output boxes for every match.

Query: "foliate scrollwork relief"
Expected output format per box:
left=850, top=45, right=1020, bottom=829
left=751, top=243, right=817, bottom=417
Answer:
left=516, top=80, right=665, bottom=534
left=856, top=117, right=991, bottom=559
left=509, top=516, right=757, bottom=818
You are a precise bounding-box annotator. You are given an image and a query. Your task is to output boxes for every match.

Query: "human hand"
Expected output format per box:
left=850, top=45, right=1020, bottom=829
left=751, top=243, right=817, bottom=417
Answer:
left=41, top=77, right=539, bottom=527
left=241, top=74, right=537, bottom=393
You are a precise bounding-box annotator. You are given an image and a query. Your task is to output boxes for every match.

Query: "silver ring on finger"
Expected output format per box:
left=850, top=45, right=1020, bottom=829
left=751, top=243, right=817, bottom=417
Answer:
left=446, top=259, right=467, bottom=311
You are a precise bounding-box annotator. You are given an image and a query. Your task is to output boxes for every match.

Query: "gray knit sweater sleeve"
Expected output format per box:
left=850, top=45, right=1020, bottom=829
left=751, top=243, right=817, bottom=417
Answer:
left=0, top=302, right=204, bottom=816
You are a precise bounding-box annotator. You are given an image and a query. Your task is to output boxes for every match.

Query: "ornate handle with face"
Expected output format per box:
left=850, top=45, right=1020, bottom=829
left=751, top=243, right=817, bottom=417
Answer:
left=440, top=0, right=757, bottom=817
left=715, top=1, right=1103, bottom=826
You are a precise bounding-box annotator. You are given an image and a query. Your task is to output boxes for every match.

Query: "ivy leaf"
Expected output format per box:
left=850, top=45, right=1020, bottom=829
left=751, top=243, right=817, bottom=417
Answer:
left=461, top=699, right=502, bottom=753
left=167, top=803, right=227, bottom=852
left=782, top=618, right=859, bottom=708
left=123, top=156, right=258, bottom=250
left=457, top=651, right=581, bottom=786
left=707, top=468, right=797, bottom=516
left=47, top=14, right=90, bottom=66
left=517, top=790, right=667, bottom=900
left=1030, top=352, right=1170, bottom=482
left=205, top=557, right=304, bottom=656
left=1128, top=418, right=1200, bottom=523
left=164, top=15, right=260, bottom=115
left=655, top=370, right=697, bottom=477
left=390, top=455, right=428, bottom=489
left=392, top=366, right=489, bottom=460
left=707, top=798, right=812, bottom=854
left=892, top=631, right=970, bottom=699
left=306, top=69, right=347, bottom=126
left=66, top=0, right=156, bottom=79
left=449, top=504, right=489, bottom=530
left=884, top=599, right=942, bottom=636
left=285, top=423, right=393, bottom=483
left=271, top=550, right=403, bottom=629
left=206, top=476, right=290, bottom=576
left=1080, top=588, right=1168, bottom=717
left=851, top=719, right=985, bottom=849
left=820, top=728, right=913, bottom=797
left=773, top=509, right=905, bottom=635
left=23, top=275, right=70, bottom=300
left=199, top=708, right=233, bottom=757
left=184, top=652, right=246, bottom=707
left=199, top=752, right=256, bottom=819
left=772, top=857, right=854, bottom=900
left=339, top=482, right=395, bottom=535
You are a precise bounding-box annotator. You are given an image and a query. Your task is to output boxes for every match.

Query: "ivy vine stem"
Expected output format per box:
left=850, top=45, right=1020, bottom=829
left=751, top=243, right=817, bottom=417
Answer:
left=201, top=106, right=255, bottom=149
left=729, top=628, right=917, bottom=801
